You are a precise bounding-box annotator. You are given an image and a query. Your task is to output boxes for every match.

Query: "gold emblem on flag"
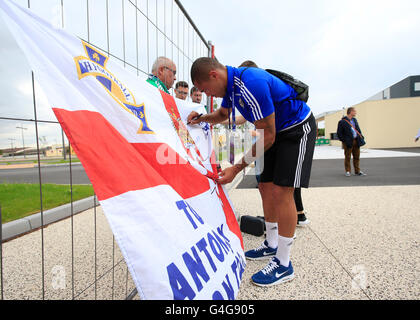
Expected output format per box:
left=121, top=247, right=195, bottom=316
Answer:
left=74, top=41, right=154, bottom=134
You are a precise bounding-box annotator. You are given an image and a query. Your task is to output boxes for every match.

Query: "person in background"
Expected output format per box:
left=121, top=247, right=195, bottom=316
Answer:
left=146, top=56, right=177, bottom=93
left=190, top=86, right=203, bottom=104
left=337, top=107, right=366, bottom=177
left=175, top=81, right=189, bottom=100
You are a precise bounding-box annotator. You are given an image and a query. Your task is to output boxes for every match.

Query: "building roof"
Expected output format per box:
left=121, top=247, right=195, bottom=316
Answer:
left=366, top=75, right=420, bottom=101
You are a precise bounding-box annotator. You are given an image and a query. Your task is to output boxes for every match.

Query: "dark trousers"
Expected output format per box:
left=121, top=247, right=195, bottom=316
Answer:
left=293, top=188, right=304, bottom=212
left=343, top=139, right=360, bottom=173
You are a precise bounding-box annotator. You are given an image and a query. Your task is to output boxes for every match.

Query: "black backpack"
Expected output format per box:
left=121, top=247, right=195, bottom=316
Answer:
left=239, top=67, right=309, bottom=103
left=265, top=69, right=309, bottom=102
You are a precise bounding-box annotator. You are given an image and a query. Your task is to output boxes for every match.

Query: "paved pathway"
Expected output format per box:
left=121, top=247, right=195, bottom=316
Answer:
left=1, top=146, right=419, bottom=299
left=232, top=185, right=419, bottom=300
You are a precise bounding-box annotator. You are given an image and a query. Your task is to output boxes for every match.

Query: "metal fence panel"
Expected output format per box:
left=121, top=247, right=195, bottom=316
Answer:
left=0, top=0, right=211, bottom=300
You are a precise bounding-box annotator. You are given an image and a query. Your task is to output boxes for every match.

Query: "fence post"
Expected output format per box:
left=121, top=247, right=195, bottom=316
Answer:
left=32, top=71, right=46, bottom=300
left=207, top=41, right=215, bottom=115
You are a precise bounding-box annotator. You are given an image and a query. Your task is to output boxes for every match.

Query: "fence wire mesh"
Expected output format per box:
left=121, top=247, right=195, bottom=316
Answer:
left=0, top=0, right=211, bottom=300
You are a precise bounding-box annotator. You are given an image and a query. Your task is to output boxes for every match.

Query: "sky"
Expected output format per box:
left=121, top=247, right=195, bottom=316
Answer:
left=180, top=0, right=420, bottom=116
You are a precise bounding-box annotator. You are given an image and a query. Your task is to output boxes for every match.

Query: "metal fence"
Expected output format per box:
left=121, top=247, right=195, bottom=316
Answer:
left=0, top=0, right=212, bottom=300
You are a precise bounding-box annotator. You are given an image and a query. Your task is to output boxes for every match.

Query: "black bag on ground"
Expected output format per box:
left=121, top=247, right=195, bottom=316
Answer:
left=240, top=215, right=265, bottom=237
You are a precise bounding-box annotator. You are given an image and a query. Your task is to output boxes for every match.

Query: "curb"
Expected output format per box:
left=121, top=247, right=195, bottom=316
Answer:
left=34, top=162, right=83, bottom=168
left=0, top=162, right=83, bottom=170
left=1, top=195, right=98, bottom=242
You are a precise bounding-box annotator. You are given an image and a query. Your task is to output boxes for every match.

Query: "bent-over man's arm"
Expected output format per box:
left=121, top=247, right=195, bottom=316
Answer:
left=187, top=107, right=229, bottom=125
left=217, top=113, right=276, bottom=184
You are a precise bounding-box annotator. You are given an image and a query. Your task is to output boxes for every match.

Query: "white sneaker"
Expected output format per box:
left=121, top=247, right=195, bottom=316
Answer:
left=345, top=172, right=351, bottom=177
left=251, top=257, right=295, bottom=287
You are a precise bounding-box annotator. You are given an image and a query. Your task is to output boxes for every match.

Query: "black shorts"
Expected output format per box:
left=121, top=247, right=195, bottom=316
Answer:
left=259, top=114, right=316, bottom=188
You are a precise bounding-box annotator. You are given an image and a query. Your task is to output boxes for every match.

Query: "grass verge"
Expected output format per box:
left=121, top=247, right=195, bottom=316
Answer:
left=0, top=183, right=94, bottom=224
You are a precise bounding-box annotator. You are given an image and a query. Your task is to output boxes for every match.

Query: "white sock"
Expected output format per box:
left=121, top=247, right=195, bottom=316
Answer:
left=265, top=221, right=278, bottom=248
left=275, top=235, right=294, bottom=267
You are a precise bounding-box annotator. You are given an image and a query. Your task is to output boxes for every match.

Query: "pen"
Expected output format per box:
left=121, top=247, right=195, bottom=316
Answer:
left=187, top=113, right=202, bottom=124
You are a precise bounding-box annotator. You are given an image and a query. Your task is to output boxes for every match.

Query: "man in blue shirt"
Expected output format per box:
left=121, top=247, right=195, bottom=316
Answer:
left=187, top=57, right=316, bottom=287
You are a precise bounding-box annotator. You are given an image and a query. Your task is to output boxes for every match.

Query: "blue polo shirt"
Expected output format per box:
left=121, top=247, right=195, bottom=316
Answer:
left=221, top=66, right=311, bottom=132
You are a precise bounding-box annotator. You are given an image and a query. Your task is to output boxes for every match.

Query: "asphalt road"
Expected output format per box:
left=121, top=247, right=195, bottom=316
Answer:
left=0, top=164, right=91, bottom=184
left=237, top=156, right=420, bottom=188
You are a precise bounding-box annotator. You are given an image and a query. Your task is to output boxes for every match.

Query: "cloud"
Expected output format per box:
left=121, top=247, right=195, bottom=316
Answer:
left=2, top=0, right=419, bottom=138
left=306, top=1, right=418, bottom=70
left=181, top=0, right=420, bottom=116
left=301, top=0, right=420, bottom=112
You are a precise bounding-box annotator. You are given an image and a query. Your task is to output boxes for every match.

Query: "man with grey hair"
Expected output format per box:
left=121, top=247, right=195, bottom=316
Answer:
left=146, top=56, right=177, bottom=93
